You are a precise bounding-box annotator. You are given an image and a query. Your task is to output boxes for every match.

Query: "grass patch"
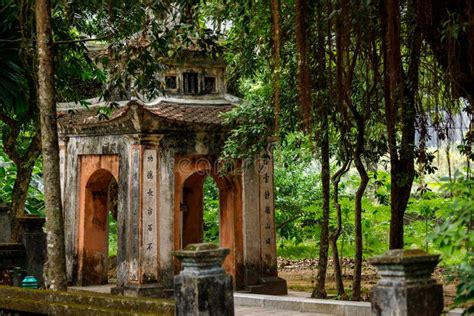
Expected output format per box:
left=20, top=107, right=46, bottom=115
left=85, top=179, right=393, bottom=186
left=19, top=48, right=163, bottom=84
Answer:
left=277, top=240, right=318, bottom=259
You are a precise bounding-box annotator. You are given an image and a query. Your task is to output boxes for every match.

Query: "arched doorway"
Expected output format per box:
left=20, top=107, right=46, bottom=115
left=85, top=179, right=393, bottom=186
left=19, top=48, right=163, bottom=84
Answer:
left=174, top=156, right=244, bottom=288
left=180, top=173, right=220, bottom=247
left=78, top=168, right=118, bottom=286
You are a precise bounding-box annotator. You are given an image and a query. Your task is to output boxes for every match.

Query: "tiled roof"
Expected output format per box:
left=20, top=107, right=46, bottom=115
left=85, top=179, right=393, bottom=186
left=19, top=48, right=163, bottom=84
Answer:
left=57, top=107, right=128, bottom=125
left=149, top=103, right=232, bottom=125
left=58, top=101, right=233, bottom=126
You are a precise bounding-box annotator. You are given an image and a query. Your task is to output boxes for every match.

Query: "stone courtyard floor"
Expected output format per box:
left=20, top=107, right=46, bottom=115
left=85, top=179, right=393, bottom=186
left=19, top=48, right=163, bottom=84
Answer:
left=68, top=284, right=370, bottom=315
left=235, top=306, right=329, bottom=315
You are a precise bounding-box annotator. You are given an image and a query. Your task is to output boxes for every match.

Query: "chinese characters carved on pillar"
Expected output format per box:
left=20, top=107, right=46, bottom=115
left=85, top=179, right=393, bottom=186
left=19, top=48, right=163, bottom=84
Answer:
left=142, top=149, right=158, bottom=281
left=259, top=158, right=277, bottom=274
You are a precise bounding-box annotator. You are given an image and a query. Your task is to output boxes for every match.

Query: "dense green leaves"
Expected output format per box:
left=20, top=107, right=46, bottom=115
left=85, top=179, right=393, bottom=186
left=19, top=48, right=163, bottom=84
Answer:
left=0, top=151, right=44, bottom=215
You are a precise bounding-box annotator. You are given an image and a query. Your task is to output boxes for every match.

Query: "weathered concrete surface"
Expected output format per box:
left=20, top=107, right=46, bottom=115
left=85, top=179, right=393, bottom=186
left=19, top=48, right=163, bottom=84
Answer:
left=369, top=249, right=443, bottom=316
left=173, top=243, right=234, bottom=316
left=0, top=285, right=174, bottom=315
left=445, top=308, right=470, bottom=316
left=234, top=293, right=371, bottom=316
left=235, top=305, right=332, bottom=315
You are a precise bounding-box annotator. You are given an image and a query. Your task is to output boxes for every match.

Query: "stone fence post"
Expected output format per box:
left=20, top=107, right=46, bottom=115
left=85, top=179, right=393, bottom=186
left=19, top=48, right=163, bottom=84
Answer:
left=18, top=216, right=47, bottom=287
left=369, top=249, right=443, bottom=316
left=173, top=243, right=234, bottom=316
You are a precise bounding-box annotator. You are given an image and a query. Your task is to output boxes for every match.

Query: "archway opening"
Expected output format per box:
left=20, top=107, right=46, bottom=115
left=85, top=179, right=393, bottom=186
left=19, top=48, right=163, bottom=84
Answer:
left=80, top=169, right=118, bottom=286
left=180, top=172, right=221, bottom=248
left=107, top=177, right=118, bottom=284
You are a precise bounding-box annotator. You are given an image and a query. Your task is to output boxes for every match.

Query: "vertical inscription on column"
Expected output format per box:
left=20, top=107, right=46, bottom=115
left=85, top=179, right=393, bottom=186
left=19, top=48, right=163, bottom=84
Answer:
left=59, top=147, right=66, bottom=203
left=142, top=149, right=158, bottom=281
left=129, top=147, right=140, bottom=281
left=259, top=157, right=277, bottom=275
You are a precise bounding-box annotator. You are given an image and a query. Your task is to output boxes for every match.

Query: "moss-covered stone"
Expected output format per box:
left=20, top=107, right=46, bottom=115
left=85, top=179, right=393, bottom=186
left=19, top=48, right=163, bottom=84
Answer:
left=0, top=286, right=175, bottom=315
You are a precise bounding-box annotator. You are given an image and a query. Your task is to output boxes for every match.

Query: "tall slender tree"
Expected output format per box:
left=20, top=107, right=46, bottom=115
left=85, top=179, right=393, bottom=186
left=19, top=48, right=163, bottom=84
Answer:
left=271, top=0, right=282, bottom=133
left=381, top=0, right=421, bottom=249
left=36, top=0, right=67, bottom=290
left=295, top=0, right=312, bottom=129
left=312, top=0, right=331, bottom=299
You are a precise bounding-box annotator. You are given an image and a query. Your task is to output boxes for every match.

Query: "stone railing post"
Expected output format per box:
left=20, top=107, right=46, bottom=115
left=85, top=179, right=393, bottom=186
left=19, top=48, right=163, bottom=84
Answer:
left=173, top=243, right=234, bottom=316
left=369, top=249, right=443, bottom=316
left=18, top=216, right=47, bottom=287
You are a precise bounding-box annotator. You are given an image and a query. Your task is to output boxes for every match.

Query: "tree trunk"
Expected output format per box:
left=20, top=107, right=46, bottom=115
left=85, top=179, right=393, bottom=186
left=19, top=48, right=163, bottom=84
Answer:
left=352, top=120, right=369, bottom=301
left=312, top=0, right=329, bottom=299
left=9, top=135, right=41, bottom=242
left=329, top=160, right=350, bottom=299
left=270, top=0, right=281, bottom=132
left=9, top=166, right=34, bottom=241
left=313, top=112, right=330, bottom=299
left=295, top=0, right=312, bottom=129
left=36, top=0, right=67, bottom=291
left=3, top=127, right=42, bottom=242
left=381, top=0, right=421, bottom=249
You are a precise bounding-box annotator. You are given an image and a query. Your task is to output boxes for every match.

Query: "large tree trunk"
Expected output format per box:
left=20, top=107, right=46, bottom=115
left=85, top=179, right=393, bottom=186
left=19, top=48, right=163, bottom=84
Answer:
left=381, top=0, right=420, bottom=249
left=36, top=0, right=67, bottom=291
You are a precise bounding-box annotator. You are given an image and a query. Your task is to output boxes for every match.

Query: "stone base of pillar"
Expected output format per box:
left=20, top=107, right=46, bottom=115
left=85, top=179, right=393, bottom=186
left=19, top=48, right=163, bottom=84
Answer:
left=111, top=284, right=173, bottom=298
left=370, top=249, right=444, bottom=316
left=246, top=276, right=288, bottom=295
left=173, top=243, right=235, bottom=316
left=175, top=273, right=234, bottom=315
left=18, top=217, right=46, bottom=287
left=372, top=283, right=443, bottom=316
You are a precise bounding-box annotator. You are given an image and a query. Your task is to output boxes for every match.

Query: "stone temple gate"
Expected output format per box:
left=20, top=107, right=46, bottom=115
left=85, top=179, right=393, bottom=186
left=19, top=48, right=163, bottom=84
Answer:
left=57, top=52, right=287, bottom=296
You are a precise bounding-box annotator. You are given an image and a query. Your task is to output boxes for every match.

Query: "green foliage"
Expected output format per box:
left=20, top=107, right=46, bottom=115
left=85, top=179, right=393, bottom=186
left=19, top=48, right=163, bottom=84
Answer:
left=430, top=179, right=473, bottom=262
left=203, top=176, right=219, bottom=244
left=0, top=151, right=44, bottom=216
left=0, top=0, right=30, bottom=118
left=429, top=178, right=474, bottom=308
left=108, top=213, right=118, bottom=257
left=278, top=240, right=319, bottom=260
left=221, top=76, right=274, bottom=161
left=274, top=133, right=321, bottom=243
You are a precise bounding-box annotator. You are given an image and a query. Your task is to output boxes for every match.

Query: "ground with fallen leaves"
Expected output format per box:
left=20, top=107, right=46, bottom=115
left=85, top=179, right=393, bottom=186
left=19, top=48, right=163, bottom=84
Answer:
left=277, top=257, right=458, bottom=307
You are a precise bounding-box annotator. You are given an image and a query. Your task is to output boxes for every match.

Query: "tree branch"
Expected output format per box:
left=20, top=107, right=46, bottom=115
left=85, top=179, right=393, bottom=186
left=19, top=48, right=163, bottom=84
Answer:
left=0, top=35, right=110, bottom=45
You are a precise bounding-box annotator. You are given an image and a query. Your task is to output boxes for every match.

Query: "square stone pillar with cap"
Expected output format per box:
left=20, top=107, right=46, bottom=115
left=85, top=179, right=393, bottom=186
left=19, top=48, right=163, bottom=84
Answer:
left=369, top=249, right=443, bottom=316
left=173, top=243, right=234, bottom=316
